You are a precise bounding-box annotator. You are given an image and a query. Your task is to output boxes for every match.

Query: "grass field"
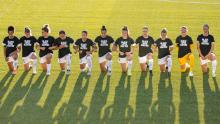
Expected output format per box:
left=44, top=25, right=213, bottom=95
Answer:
left=0, top=0, right=220, bottom=124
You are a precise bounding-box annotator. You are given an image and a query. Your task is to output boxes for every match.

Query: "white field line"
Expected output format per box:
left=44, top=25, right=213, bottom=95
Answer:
left=160, top=0, right=220, bottom=5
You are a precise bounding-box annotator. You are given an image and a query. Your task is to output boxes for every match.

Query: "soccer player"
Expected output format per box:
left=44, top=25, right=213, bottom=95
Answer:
left=176, top=26, right=194, bottom=76
left=197, top=24, right=217, bottom=77
left=135, top=26, right=154, bottom=75
left=36, top=24, right=56, bottom=76
left=54, top=30, right=74, bottom=75
left=112, top=26, right=135, bottom=76
left=20, top=27, right=38, bottom=74
left=2, top=26, right=21, bottom=75
left=154, top=28, right=173, bottom=77
left=95, top=26, right=114, bottom=75
left=74, top=30, right=97, bottom=76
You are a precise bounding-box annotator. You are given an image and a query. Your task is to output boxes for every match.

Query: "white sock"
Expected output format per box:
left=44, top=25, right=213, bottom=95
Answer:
left=212, top=60, right=217, bottom=74
left=148, top=59, right=154, bottom=71
left=86, top=55, right=92, bottom=72
left=66, top=55, right=71, bottom=70
left=107, top=60, right=112, bottom=71
left=47, top=64, right=51, bottom=74
left=33, top=59, right=37, bottom=73
left=127, top=60, right=133, bottom=70
left=167, top=57, right=172, bottom=72
left=13, top=60, right=18, bottom=70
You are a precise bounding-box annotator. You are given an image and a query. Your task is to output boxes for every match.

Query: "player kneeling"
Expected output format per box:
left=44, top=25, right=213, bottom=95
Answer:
left=135, top=26, right=154, bottom=75
left=3, top=26, right=21, bottom=75
left=55, top=30, right=74, bottom=75
left=112, top=26, right=135, bottom=76
left=20, top=27, right=38, bottom=74
left=154, top=28, right=173, bottom=77
left=176, top=26, right=194, bottom=77
left=36, top=25, right=56, bottom=76
left=197, top=24, right=217, bottom=77
left=74, top=31, right=97, bottom=76
left=95, top=26, right=114, bottom=75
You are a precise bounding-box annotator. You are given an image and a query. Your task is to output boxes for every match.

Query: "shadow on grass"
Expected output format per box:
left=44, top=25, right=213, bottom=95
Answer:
left=10, top=72, right=47, bottom=124
left=203, top=73, right=220, bottom=124
left=0, top=71, right=12, bottom=89
left=0, top=72, right=30, bottom=123
left=0, top=72, right=15, bottom=101
left=179, top=72, right=199, bottom=124
left=83, top=73, right=110, bottom=124
left=133, top=71, right=153, bottom=124
left=55, top=72, right=90, bottom=124
left=102, top=73, right=133, bottom=124
left=151, top=72, right=175, bottom=124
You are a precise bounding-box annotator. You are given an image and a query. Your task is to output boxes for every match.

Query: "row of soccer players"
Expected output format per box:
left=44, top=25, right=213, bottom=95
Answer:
left=2, top=24, right=217, bottom=77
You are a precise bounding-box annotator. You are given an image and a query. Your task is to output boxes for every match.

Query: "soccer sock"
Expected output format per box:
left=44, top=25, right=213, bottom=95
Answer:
left=189, top=54, right=194, bottom=72
left=87, top=55, right=92, bottom=72
left=107, top=60, right=112, bottom=71
left=212, top=60, right=217, bottom=74
left=148, top=59, right=153, bottom=71
left=47, top=64, right=51, bottom=74
left=127, top=60, right=133, bottom=70
left=13, top=60, right=18, bottom=70
left=167, top=57, right=172, bottom=72
left=66, top=55, right=71, bottom=70
left=33, top=59, right=37, bottom=72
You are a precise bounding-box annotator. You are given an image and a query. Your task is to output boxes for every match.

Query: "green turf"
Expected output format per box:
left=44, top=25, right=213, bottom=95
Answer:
left=0, top=0, right=220, bottom=124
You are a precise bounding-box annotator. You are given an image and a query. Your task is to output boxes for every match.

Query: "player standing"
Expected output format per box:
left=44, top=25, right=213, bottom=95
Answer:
left=36, top=24, right=56, bottom=76
left=197, top=24, right=217, bottom=77
left=154, top=28, right=173, bottom=77
left=112, top=26, right=135, bottom=76
left=74, top=30, right=97, bottom=76
left=135, top=26, right=154, bottom=75
left=2, top=26, right=21, bottom=75
left=176, top=26, right=194, bottom=76
left=95, top=26, right=114, bottom=75
left=54, top=30, right=74, bottom=75
left=20, top=27, right=38, bottom=74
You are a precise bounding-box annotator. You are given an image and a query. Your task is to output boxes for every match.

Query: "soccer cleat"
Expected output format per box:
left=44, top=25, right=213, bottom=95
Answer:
left=107, top=71, right=111, bottom=76
left=33, top=70, right=37, bottom=75
left=167, top=72, right=171, bottom=79
left=149, top=70, right=153, bottom=76
left=87, top=71, right=91, bottom=76
left=61, top=69, right=66, bottom=72
left=127, top=69, right=132, bottom=76
left=212, top=72, right=216, bottom=77
left=66, top=69, right=71, bottom=75
left=189, top=71, right=193, bottom=77
left=46, top=72, right=51, bottom=76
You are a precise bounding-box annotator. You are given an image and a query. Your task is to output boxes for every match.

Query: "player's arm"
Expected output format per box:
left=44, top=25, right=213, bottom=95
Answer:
left=92, top=42, right=97, bottom=52
left=3, top=47, right=7, bottom=61
left=169, top=39, right=174, bottom=52
left=112, top=40, right=118, bottom=52
left=197, top=42, right=204, bottom=58
left=73, top=41, right=79, bottom=54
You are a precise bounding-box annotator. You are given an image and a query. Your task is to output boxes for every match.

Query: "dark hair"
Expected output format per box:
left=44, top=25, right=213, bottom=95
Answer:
left=101, top=25, right=107, bottom=31
left=122, top=26, right=128, bottom=31
left=161, top=28, right=167, bottom=33
left=42, top=24, right=50, bottom=33
left=59, top=30, right=65, bottom=35
left=8, top=26, right=14, bottom=32
left=25, top=27, right=31, bottom=33
left=203, top=24, right=209, bottom=29
left=82, top=30, right=88, bottom=34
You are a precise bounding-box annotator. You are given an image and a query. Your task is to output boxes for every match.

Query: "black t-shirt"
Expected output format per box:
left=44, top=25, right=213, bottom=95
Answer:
left=55, top=37, right=74, bottom=58
left=37, top=36, right=55, bottom=57
left=176, top=35, right=193, bottom=58
left=95, top=35, right=114, bottom=57
left=74, top=38, right=95, bottom=58
left=154, top=38, right=173, bottom=59
left=136, top=35, right=154, bottom=57
left=114, top=37, right=135, bottom=58
left=2, top=36, right=21, bottom=57
left=20, top=36, right=37, bottom=57
left=197, top=34, right=215, bottom=56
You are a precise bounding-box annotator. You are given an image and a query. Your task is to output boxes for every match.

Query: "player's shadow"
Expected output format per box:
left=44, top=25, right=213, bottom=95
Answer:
left=179, top=72, right=199, bottom=124
left=0, top=71, right=30, bottom=123
left=83, top=73, right=110, bottom=124
left=151, top=72, right=175, bottom=124
left=10, top=72, right=48, bottom=124
left=102, top=73, right=133, bottom=124
left=133, top=71, right=153, bottom=124
left=203, top=74, right=220, bottom=124
left=55, top=72, right=89, bottom=124
left=0, top=72, right=15, bottom=101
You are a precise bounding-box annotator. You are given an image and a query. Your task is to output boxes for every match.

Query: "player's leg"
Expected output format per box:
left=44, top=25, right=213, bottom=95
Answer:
left=139, top=56, right=147, bottom=72
left=86, top=54, right=92, bottom=76
left=66, top=54, right=71, bottom=74
left=127, top=53, right=133, bottom=76
left=208, top=53, right=217, bottom=77
left=179, top=55, right=187, bottom=73
left=188, top=53, right=195, bottom=76
left=99, top=55, right=107, bottom=72
left=11, top=53, right=19, bottom=74
left=7, top=57, right=14, bottom=72
left=45, top=53, right=53, bottom=75
left=200, top=57, right=208, bottom=73
left=30, top=53, right=37, bottom=74
left=147, top=53, right=154, bottom=74
left=80, top=56, right=87, bottom=72
left=119, top=57, right=127, bottom=73
left=58, top=57, right=66, bottom=72
left=158, top=57, right=166, bottom=72
left=167, top=55, right=172, bottom=73
left=106, top=52, right=113, bottom=75
left=23, top=56, right=31, bottom=72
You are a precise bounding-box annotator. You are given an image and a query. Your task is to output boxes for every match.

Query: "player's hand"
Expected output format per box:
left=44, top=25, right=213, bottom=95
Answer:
left=49, top=47, right=54, bottom=50
left=59, top=45, right=65, bottom=49
left=200, top=55, right=205, bottom=60
left=86, top=51, right=92, bottom=55
left=40, top=47, right=46, bottom=51
left=119, top=52, right=125, bottom=56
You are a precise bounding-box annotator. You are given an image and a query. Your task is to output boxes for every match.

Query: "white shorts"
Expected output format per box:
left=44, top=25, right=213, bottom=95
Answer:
left=58, top=54, right=71, bottom=64
left=158, top=55, right=172, bottom=65
left=80, top=54, right=92, bottom=64
left=40, top=53, right=53, bottom=64
left=138, top=53, right=152, bottom=64
left=118, top=57, right=127, bottom=64
left=7, top=56, right=15, bottom=63
left=22, top=52, right=36, bottom=64
left=200, top=58, right=210, bottom=65
left=99, top=52, right=111, bottom=64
